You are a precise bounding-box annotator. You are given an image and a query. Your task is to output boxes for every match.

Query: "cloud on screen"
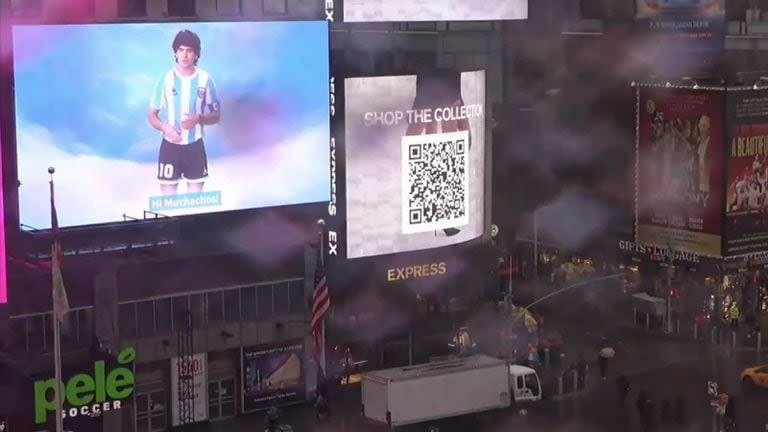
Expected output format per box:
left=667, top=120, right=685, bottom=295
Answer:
left=17, top=121, right=330, bottom=229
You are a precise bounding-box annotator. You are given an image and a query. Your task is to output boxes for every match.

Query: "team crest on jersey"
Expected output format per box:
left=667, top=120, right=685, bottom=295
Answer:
left=197, top=87, right=206, bottom=99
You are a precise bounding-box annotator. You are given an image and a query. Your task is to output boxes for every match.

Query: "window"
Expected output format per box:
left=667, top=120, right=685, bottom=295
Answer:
left=241, top=286, right=258, bottom=320
left=216, top=0, right=241, bottom=16
left=167, top=0, right=195, bottom=17
left=223, top=289, right=240, bottom=322
left=262, top=0, right=286, bottom=16
left=77, top=308, right=93, bottom=346
left=137, top=301, right=155, bottom=337
left=9, top=318, right=27, bottom=352
left=190, top=294, right=205, bottom=329
left=118, top=0, right=147, bottom=17
left=135, top=390, right=167, bottom=432
left=155, top=298, right=172, bottom=333
left=119, top=303, right=137, bottom=339
left=207, top=291, right=223, bottom=323
left=172, top=296, right=190, bottom=330
left=289, top=281, right=304, bottom=314
left=274, top=283, right=290, bottom=314
left=257, top=285, right=273, bottom=317
left=208, top=378, right=236, bottom=420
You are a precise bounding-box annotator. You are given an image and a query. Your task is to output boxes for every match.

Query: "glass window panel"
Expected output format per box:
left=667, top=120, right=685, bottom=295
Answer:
left=221, top=400, right=235, bottom=417
left=42, top=314, right=53, bottom=352
left=209, top=404, right=220, bottom=420
left=60, top=311, right=76, bottom=348
left=155, top=298, right=172, bottom=333
left=77, top=308, right=93, bottom=346
left=135, top=393, right=149, bottom=414
left=223, top=289, right=240, bottom=322
left=172, top=296, right=189, bottom=330
left=137, top=301, right=155, bottom=337
left=274, top=283, right=290, bottom=314
left=207, top=291, right=223, bottom=323
left=9, top=318, right=26, bottom=352
left=289, top=280, right=304, bottom=314
left=257, top=285, right=273, bottom=317
left=119, top=303, right=137, bottom=339
left=241, top=286, right=257, bottom=320
left=150, top=414, right=166, bottom=430
left=190, top=294, right=205, bottom=329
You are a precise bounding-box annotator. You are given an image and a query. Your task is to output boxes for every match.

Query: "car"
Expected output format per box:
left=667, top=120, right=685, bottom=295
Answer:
left=741, top=365, right=768, bottom=388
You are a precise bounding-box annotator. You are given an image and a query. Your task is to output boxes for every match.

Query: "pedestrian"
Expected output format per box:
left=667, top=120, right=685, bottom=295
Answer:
left=265, top=406, right=279, bottom=432
left=636, top=391, right=649, bottom=429
left=598, top=343, right=615, bottom=380
left=729, top=302, right=741, bottom=332
left=724, top=396, right=737, bottom=432
left=617, top=375, right=630, bottom=404
left=644, top=397, right=657, bottom=431
left=315, top=393, right=330, bottom=420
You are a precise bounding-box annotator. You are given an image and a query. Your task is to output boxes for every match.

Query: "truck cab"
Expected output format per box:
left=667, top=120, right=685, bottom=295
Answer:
left=508, top=364, right=541, bottom=402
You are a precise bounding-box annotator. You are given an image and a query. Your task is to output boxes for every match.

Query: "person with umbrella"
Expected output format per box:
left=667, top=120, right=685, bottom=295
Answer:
left=598, top=340, right=616, bottom=380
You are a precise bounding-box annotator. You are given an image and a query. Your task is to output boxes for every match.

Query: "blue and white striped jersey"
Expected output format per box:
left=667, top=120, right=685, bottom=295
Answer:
left=150, top=67, right=220, bottom=144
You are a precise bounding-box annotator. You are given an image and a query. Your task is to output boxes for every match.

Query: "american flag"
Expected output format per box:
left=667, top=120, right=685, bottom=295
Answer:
left=311, top=245, right=330, bottom=372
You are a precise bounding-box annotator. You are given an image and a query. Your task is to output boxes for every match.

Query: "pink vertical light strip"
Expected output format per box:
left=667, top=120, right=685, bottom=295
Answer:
left=0, top=127, right=6, bottom=304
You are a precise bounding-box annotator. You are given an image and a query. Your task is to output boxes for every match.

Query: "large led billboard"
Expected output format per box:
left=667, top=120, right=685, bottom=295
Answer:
left=12, top=21, right=330, bottom=229
left=343, top=0, right=527, bottom=22
left=344, top=70, right=485, bottom=259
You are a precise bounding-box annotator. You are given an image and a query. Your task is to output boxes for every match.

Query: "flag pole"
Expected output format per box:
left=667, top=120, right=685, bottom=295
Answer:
left=50, top=167, right=64, bottom=432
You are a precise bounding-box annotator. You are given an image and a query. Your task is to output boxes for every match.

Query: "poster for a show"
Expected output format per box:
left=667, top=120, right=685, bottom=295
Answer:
left=634, top=0, right=725, bottom=50
left=12, top=21, right=330, bottom=229
left=636, top=86, right=724, bottom=256
left=344, top=71, right=486, bottom=259
left=241, top=340, right=304, bottom=412
left=724, top=90, right=768, bottom=257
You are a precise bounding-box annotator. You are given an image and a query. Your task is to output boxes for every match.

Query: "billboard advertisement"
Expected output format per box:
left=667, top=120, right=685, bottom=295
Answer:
left=343, top=70, right=485, bottom=259
left=241, top=340, right=304, bottom=412
left=634, top=0, right=725, bottom=50
left=342, top=0, right=527, bottom=22
left=724, top=89, right=768, bottom=256
left=12, top=21, right=330, bottom=229
left=170, top=353, right=208, bottom=426
left=636, top=86, right=724, bottom=256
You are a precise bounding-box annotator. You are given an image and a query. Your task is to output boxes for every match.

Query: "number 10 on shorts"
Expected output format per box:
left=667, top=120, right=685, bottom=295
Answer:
left=159, top=163, right=175, bottom=179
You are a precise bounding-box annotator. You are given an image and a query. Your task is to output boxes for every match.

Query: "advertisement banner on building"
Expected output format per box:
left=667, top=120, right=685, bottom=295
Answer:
left=636, top=86, right=724, bottom=257
left=634, top=0, right=725, bottom=51
left=724, top=89, right=768, bottom=257
left=170, top=353, right=208, bottom=426
left=241, top=340, right=305, bottom=412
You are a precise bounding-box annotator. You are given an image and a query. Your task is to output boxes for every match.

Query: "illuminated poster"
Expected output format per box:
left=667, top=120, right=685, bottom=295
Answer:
left=241, top=340, right=304, bottom=412
left=344, top=71, right=485, bottom=259
left=635, top=0, right=725, bottom=50
left=343, top=0, right=527, bottom=22
left=724, top=90, right=768, bottom=257
left=12, top=21, right=330, bottom=228
left=636, top=86, right=724, bottom=256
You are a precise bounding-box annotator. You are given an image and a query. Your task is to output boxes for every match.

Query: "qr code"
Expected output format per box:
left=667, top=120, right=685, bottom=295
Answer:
left=401, top=130, right=470, bottom=234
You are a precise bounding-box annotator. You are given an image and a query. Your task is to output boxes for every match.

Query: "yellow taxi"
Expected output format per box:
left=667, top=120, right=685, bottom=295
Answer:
left=741, top=365, right=768, bottom=388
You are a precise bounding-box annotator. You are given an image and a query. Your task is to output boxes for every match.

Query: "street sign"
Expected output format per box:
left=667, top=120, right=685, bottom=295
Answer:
left=707, top=381, right=718, bottom=396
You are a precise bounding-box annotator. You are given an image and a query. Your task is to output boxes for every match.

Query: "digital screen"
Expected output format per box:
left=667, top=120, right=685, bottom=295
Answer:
left=12, top=21, right=330, bottom=229
left=344, top=71, right=485, bottom=259
left=343, top=0, right=527, bottom=22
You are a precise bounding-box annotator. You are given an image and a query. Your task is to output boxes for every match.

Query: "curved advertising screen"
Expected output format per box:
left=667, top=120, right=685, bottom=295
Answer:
left=12, top=21, right=330, bottom=229
left=343, top=70, right=485, bottom=259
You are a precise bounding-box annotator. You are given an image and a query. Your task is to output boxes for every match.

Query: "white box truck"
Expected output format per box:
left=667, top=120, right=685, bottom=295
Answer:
left=361, top=354, right=541, bottom=429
